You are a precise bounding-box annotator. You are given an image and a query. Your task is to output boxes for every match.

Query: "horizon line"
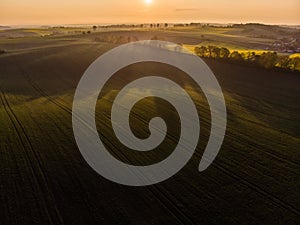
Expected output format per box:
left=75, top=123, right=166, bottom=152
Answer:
left=2, top=21, right=300, bottom=28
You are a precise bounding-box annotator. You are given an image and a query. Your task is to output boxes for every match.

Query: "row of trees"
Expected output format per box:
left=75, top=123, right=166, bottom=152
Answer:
left=149, top=23, right=168, bottom=28
left=94, top=24, right=169, bottom=29
left=195, top=46, right=300, bottom=71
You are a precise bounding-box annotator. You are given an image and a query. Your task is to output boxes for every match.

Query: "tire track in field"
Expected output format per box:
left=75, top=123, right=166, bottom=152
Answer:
left=23, top=71, right=300, bottom=217
left=211, top=160, right=300, bottom=214
left=0, top=88, right=65, bottom=225
left=22, top=52, right=299, bottom=169
left=23, top=72, right=197, bottom=225
left=23, top=70, right=206, bottom=224
left=40, top=96, right=194, bottom=225
left=101, top=100, right=300, bottom=179
left=98, top=132, right=197, bottom=225
left=98, top=100, right=300, bottom=216
left=226, top=128, right=300, bottom=168
left=102, top=112, right=300, bottom=217
left=114, top=72, right=300, bottom=167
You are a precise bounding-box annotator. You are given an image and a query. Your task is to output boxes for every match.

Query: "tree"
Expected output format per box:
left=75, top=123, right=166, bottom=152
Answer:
left=289, top=57, right=300, bottom=71
left=195, top=46, right=207, bottom=57
left=207, top=46, right=215, bottom=57
left=211, top=46, right=221, bottom=58
left=165, top=23, right=168, bottom=28
left=230, top=51, right=243, bottom=61
left=276, top=55, right=290, bottom=69
left=92, top=25, right=97, bottom=31
left=247, top=52, right=257, bottom=62
left=259, top=52, right=277, bottom=69
left=219, top=47, right=230, bottom=59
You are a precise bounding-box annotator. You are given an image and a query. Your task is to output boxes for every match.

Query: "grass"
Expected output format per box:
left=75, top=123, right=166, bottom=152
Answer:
left=0, top=28, right=299, bottom=225
left=183, top=42, right=272, bottom=55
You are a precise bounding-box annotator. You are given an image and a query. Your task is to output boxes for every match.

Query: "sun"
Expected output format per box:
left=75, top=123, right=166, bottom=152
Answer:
left=145, top=0, right=152, bottom=5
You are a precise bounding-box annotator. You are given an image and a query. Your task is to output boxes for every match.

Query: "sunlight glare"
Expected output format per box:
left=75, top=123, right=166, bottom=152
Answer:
left=145, top=0, right=152, bottom=5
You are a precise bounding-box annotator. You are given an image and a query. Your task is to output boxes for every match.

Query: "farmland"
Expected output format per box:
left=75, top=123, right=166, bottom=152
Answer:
left=0, top=25, right=299, bottom=224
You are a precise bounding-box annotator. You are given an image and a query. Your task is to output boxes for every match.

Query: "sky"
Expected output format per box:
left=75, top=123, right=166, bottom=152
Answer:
left=1, top=0, right=299, bottom=26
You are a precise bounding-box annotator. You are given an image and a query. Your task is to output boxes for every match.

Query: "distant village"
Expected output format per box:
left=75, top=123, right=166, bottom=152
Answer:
left=271, top=38, right=300, bottom=53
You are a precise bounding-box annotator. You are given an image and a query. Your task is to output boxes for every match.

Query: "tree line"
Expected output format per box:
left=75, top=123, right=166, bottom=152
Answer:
left=195, top=46, right=300, bottom=72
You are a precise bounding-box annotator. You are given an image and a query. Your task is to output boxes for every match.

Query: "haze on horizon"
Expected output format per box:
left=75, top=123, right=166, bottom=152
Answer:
left=1, top=0, right=299, bottom=26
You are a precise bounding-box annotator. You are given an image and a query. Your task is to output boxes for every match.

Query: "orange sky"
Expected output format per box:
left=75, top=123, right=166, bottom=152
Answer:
left=1, top=0, right=299, bottom=25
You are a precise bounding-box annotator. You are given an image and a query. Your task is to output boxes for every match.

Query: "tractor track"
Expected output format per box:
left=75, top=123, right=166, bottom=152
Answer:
left=23, top=71, right=197, bottom=224
left=0, top=88, right=65, bottom=225
left=22, top=69, right=300, bottom=217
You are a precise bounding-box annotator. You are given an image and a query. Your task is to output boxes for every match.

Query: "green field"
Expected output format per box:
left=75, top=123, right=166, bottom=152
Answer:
left=0, top=27, right=299, bottom=224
